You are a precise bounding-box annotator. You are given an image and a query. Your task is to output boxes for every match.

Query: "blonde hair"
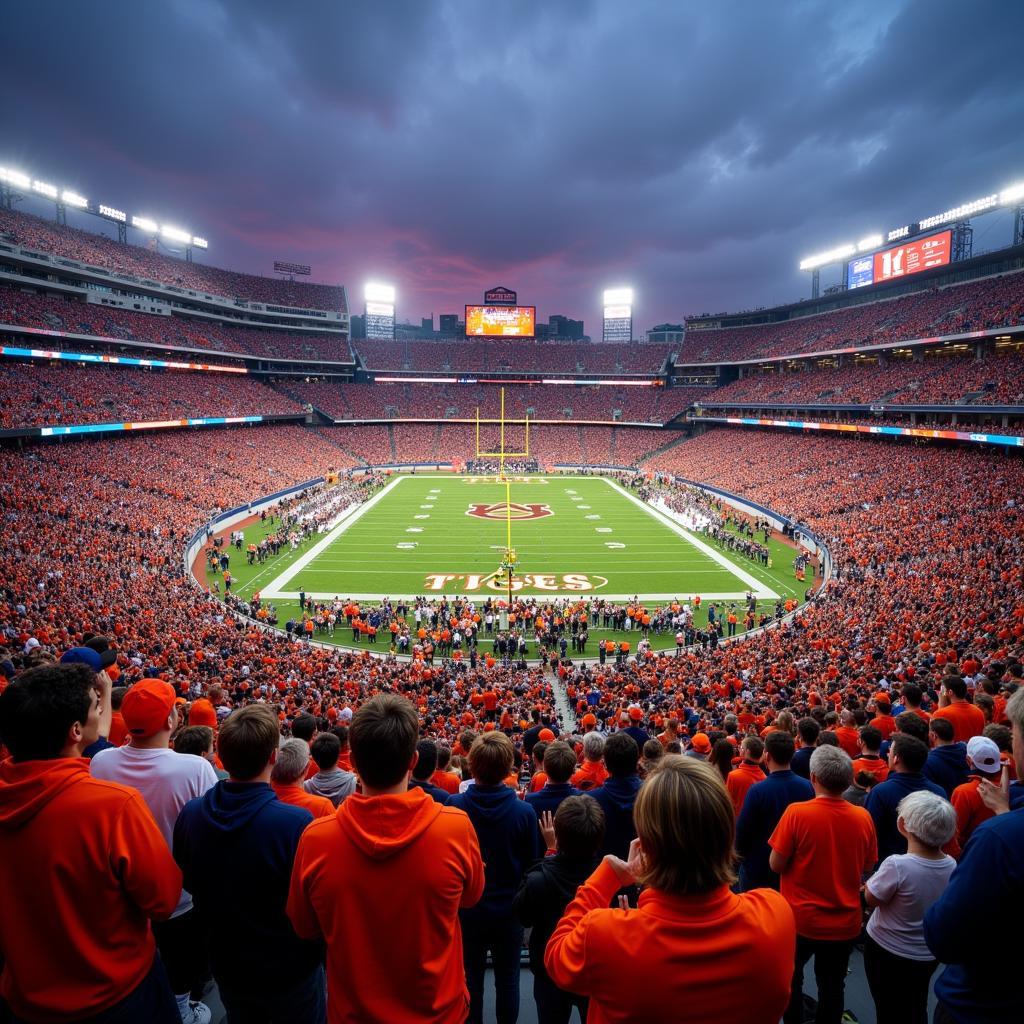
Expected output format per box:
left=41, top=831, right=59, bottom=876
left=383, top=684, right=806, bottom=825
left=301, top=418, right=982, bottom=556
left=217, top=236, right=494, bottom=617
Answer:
left=633, top=756, right=736, bottom=894
left=468, top=732, right=514, bottom=785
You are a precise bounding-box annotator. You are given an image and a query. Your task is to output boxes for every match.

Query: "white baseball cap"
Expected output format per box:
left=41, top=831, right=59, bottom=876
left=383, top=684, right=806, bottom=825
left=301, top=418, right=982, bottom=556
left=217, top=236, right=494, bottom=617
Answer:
left=966, top=736, right=1002, bottom=774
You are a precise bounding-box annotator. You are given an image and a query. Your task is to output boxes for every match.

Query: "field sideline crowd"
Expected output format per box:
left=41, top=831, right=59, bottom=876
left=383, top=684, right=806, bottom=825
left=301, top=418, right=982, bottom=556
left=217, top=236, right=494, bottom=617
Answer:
left=0, top=424, right=1022, bottom=1024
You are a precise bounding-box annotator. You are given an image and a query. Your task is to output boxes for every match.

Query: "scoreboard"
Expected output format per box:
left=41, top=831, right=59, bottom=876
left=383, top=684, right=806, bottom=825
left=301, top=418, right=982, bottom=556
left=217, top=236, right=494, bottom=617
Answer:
left=847, top=229, right=952, bottom=290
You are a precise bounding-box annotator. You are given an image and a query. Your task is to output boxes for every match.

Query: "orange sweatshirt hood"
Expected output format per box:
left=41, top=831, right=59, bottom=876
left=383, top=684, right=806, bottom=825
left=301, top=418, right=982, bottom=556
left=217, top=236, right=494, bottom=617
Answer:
left=0, top=757, right=90, bottom=830
left=337, top=787, right=444, bottom=860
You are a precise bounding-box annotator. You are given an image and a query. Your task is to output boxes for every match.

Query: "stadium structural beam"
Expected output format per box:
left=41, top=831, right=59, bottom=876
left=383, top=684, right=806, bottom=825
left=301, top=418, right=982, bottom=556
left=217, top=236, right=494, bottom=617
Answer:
left=811, top=268, right=820, bottom=300
left=116, top=220, right=127, bottom=244
left=54, top=200, right=66, bottom=226
left=952, top=221, right=973, bottom=262
left=1015, top=205, right=1024, bottom=247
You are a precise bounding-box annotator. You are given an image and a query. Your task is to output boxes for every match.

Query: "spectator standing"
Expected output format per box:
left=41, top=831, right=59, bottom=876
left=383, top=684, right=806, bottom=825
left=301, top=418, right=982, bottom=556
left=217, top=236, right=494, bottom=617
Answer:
left=174, top=725, right=229, bottom=780
left=791, top=718, right=820, bottom=779
left=304, top=732, right=356, bottom=807
left=924, top=687, right=1024, bottom=1024
left=514, top=797, right=605, bottom=1024
left=735, top=730, right=813, bottom=891
left=570, top=731, right=608, bottom=790
left=931, top=677, right=986, bottom=743
left=866, top=734, right=947, bottom=863
left=0, top=663, right=182, bottom=1024
left=863, top=791, right=957, bottom=1024
left=923, top=717, right=969, bottom=797
left=91, top=679, right=218, bottom=1024
left=174, top=705, right=325, bottom=1024
left=408, top=738, right=452, bottom=804
left=545, top=757, right=795, bottom=1022
left=287, top=694, right=484, bottom=1023
left=769, top=745, right=877, bottom=1024
left=448, top=731, right=541, bottom=1024
left=726, top=735, right=765, bottom=816
left=586, top=731, right=642, bottom=860
left=525, top=741, right=582, bottom=817
left=271, top=738, right=336, bottom=818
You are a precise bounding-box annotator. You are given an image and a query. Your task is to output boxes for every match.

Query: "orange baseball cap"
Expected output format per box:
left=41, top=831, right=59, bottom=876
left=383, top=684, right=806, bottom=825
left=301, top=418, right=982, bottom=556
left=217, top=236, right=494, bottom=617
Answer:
left=121, top=679, right=177, bottom=738
left=538, top=728, right=556, bottom=742
left=690, top=732, right=712, bottom=754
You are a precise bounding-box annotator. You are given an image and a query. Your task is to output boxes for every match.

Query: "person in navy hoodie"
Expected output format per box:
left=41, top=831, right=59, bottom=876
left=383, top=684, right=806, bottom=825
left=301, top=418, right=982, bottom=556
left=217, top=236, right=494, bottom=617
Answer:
left=735, top=730, right=814, bottom=891
left=173, top=705, right=325, bottom=1024
left=924, top=686, right=1024, bottom=1024
left=525, top=741, right=581, bottom=818
left=923, top=717, right=969, bottom=797
left=586, top=731, right=642, bottom=860
left=407, top=738, right=450, bottom=804
left=866, top=734, right=947, bottom=865
left=447, top=731, right=540, bottom=1024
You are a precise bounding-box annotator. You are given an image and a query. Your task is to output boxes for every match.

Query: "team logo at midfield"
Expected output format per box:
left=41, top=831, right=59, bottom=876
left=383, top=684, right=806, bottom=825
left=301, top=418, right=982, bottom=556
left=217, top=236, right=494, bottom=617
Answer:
left=466, top=502, right=553, bottom=521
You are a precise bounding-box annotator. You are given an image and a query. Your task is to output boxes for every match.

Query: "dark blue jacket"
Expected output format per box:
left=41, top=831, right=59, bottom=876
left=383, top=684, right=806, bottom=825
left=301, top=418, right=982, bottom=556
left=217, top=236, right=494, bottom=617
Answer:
left=173, top=782, right=320, bottom=990
left=447, top=784, right=540, bottom=918
left=735, top=769, right=814, bottom=890
left=866, top=771, right=947, bottom=863
left=924, top=743, right=969, bottom=797
left=587, top=775, right=642, bottom=860
left=790, top=746, right=813, bottom=780
left=409, top=777, right=450, bottom=804
left=525, top=782, right=581, bottom=818
left=924, top=809, right=1024, bottom=1023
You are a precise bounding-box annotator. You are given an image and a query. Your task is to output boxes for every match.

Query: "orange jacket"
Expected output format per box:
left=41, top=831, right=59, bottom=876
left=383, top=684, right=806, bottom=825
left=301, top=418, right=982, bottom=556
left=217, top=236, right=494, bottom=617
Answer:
left=272, top=781, right=335, bottom=819
left=287, top=787, right=484, bottom=1022
left=545, top=861, right=794, bottom=1023
left=0, top=758, right=182, bottom=1022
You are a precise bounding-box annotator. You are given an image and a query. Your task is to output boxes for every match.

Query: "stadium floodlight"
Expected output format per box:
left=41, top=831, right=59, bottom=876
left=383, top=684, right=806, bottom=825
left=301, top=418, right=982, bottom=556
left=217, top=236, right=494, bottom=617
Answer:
left=1000, top=182, right=1024, bottom=206
left=364, top=282, right=396, bottom=303
left=31, top=180, right=58, bottom=199
left=191, top=236, right=208, bottom=249
left=161, top=224, right=192, bottom=243
left=132, top=216, right=158, bottom=233
left=799, top=243, right=856, bottom=271
left=918, top=194, right=998, bottom=231
left=603, top=287, right=633, bottom=305
left=61, top=190, right=88, bottom=208
left=99, top=205, right=127, bottom=222
left=887, top=226, right=910, bottom=242
left=0, top=168, right=31, bottom=190
left=857, top=234, right=883, bottom=252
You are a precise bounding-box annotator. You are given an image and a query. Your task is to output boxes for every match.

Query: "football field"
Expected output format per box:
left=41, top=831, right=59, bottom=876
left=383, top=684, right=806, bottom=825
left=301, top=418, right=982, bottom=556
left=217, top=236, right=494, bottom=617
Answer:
left=255, top=475, right=784, bottom=603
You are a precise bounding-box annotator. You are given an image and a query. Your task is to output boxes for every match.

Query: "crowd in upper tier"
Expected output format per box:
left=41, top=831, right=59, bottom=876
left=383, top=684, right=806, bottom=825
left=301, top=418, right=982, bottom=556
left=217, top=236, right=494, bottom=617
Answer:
left=678, top=270, right=1024, bottom=364
left=0, top=361, right=304, bottom=430
left=0, top=285, right=352, bottom=363
left=703, top=348, right=1024, bottom=407
left=0, top=207, right=346, bottom=310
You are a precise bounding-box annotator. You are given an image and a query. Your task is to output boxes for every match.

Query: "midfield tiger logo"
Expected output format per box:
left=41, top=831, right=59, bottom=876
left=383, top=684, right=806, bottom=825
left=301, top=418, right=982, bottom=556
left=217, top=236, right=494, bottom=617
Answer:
left=466, top=502, right=553, bottom=520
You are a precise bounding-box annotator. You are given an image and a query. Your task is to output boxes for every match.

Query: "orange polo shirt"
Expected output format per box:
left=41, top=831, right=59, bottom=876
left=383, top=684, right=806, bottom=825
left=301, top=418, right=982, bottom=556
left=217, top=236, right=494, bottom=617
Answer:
left=932, top=702, right=986, bottom=743
left=769, top=796, right=877, bottom=940
left=545, top=861, right=794, bottom=1024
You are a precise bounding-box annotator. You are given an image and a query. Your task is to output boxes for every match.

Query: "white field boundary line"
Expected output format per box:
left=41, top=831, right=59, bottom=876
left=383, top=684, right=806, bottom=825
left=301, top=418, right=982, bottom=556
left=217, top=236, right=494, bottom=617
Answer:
left=601, top=477, right=779, bottom=600
left=280, top=590, right=756, bottom=602
left=261, top=475, right=409, bottom=598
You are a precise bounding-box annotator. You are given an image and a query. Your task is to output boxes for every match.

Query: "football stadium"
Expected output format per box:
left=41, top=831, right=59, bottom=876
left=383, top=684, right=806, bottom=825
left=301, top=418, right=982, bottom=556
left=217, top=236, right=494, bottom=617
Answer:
left=1, top=4, right=1023, bottom=1024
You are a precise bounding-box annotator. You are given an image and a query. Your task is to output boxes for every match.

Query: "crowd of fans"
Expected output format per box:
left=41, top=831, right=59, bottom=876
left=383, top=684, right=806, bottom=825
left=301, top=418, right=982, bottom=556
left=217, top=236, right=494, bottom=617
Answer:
left=352, top=337, right=678, bottom=375
left=0, top=285, right=353, bottom=362
left=703, top=349, right=1024, bottom=407
left=0, top=207, right=347, bottom=310
left=0, top=420, right=1021, bottom=1021
left=677, top=271, right=1024, bottom=364
left=0, top=361, right=304, bottom=429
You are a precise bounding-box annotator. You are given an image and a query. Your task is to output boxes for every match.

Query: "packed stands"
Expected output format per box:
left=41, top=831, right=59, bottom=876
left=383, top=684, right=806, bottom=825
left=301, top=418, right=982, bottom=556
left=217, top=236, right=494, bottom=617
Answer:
left=677, top=270, right=1024, bottom=364
left=700, top=349, right=1024, bottom=407
left=0, top=284, right=352, bottom=362
left=0, top=360, right=303, bottom=430
left=353, top=337, right=676, bottom=374
left=279, top=380, right=689, bottom=423
left=0, top=207, right=346, bottom=310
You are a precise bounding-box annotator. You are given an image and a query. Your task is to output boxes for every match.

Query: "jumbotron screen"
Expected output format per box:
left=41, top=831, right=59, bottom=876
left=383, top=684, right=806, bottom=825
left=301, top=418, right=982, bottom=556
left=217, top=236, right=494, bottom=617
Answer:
left=465, top=305, right=536, bottom=337
left=847, top=229, right=952, bottom=289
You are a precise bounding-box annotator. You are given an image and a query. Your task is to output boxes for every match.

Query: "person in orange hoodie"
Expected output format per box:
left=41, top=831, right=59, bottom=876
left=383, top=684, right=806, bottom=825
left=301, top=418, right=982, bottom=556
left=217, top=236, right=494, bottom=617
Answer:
left=0, top=662, right=182, bottom=1023
left=726, top=735, right=766, bottom=817
left=545, top=756, right=795, bottom=1023
left=288, top=694, right=485, bottom=1023
left=271, top=738, right=336, bottom=818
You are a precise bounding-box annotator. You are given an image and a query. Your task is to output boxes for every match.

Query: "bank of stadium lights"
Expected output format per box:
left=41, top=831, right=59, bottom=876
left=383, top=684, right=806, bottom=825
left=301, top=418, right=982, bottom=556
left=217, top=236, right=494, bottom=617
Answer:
left=887, top=226, right=910, bottom=242
left=364, top=282, right=396, bottom=304
left=603, top=287, right=634, bottom=306
left=0, top=165, right=208, bottom=251
left=918, top=194, right=998, bottom=231
left=999, top=181, right=1024, bottom=205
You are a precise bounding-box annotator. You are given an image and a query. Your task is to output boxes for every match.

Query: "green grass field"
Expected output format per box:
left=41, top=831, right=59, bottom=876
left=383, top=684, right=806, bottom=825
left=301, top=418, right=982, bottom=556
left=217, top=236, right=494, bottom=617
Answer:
left=213, top=475, right=809, bottom=654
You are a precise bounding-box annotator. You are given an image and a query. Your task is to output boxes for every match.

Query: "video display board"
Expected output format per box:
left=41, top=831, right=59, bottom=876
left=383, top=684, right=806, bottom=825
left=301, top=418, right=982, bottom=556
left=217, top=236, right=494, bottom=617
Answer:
left=465, top=305, right=536, bottom=337
left=846, top=229, right=952, bottom=290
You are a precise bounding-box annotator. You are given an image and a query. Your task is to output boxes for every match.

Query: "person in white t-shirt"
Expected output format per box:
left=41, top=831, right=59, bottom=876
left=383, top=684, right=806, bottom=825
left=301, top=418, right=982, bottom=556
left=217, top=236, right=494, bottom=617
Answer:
left=863, top=790, right=957, bottom=1024
left=91, top=679, right=218, bottom=1024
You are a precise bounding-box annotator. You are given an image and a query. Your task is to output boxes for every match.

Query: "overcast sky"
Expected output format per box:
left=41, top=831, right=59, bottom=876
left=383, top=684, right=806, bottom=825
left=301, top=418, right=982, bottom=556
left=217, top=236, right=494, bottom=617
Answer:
left=5, top=0, right=1024, bottom=330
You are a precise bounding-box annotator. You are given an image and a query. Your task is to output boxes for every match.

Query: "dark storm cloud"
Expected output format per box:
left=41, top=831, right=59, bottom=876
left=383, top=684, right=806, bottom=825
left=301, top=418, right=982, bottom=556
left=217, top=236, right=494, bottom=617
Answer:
left=4, top=0, right=1024, bottom=328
